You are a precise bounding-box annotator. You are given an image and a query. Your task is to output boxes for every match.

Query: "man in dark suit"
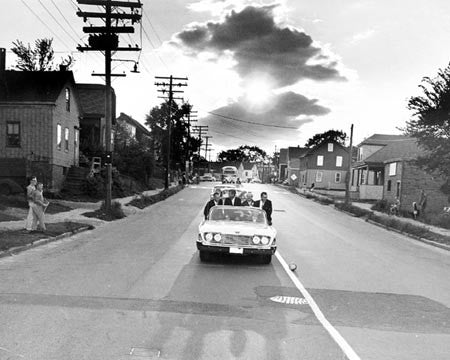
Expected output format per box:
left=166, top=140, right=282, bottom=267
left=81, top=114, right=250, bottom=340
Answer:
left=204, top=192, right=222, bottom=219
left=223, top=189, right=242, bottom=206
left=254, top=191, right=273, bottom=225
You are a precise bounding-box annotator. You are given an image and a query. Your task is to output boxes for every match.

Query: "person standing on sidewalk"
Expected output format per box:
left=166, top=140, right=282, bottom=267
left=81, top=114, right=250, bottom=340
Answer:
left=31, top=182, right=49, bottom=232
left=25, top=176, right=37, bottom=232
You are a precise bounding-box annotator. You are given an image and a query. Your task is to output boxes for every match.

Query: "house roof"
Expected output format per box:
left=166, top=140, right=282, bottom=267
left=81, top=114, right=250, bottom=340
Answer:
left=301, top=140, right=349, bottom=157
left=241, top=161, right=256, bottom=170
left=0, top=70, right=76, bottom=102
left=279, top=148, right=288, bottom=163
left=354, top=137, right=422, bottom=167
left=358, top=134, right=410, bottom=146
left=77, top=83, right=116, bottom=120
left=287, top=146, right=308, bottom=160
left=117, top=112, right=151, bottom=137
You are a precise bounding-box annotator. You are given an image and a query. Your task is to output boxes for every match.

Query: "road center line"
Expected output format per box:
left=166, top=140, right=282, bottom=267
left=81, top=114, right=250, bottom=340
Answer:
left=275, top=251, right=361, bottom=360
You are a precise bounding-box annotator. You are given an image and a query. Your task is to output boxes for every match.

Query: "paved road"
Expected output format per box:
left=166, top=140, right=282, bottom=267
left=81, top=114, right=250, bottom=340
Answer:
left=0, top=183, right=449, bottom=359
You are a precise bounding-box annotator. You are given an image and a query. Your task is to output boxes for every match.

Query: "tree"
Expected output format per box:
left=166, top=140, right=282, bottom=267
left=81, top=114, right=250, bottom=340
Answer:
left=304, top=129, right=346, bottom=148
left=145, top=101, right=200, bottom=171
left=113, top=121, right=154, bottom=185
left=218, top=145, right=266, bottom=162
left=405, top=64, right=450, bottom=179
left=11, top=38, right=73, bottom=71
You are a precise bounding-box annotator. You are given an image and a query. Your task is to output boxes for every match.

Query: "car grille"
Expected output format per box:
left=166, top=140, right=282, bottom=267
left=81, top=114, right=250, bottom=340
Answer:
left=221, top=234, right=251, bottom=246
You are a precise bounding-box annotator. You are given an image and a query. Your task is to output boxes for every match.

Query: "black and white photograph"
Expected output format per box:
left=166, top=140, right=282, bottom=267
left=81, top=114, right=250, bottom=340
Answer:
left=0, top=1, right=449, bottom=359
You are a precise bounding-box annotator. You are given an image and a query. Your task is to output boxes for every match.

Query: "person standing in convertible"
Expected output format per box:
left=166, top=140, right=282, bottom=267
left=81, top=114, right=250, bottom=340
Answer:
left=254, top=192, right=273, bottom=225
left=203, top=191, right=222, bottom=219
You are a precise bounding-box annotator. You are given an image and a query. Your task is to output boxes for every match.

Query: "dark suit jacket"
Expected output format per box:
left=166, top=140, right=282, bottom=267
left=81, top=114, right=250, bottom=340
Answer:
left=254, top=199, right=273, bottom=224
left=223, top=197, right=242, bottom=206
left=204, top=199, right=222, bottom=219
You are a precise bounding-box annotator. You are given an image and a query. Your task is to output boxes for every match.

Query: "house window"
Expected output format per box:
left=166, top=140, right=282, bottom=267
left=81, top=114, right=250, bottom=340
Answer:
left=65, top=88, right=70, bottom=111
left=389, top=162, right=397, bottom=176
left=360, top=170, right=366, bottom=185
left=396, top=181, right=401, bottom=197
left=64, top=127, right=69, bottom=151
left=317, top=155, right=324, bottom=166
left=6, top=122, right=20, bottom=147
left=316, top=171, right=323, bottom=182
left=328, top=143, right=334, bottom=152
left=335, top=172, right=341, bottom=183
left=57, top=124, right=62, bottom=150
left=387, top=180, right=392, bottom=191
left=336, top=156, right=343, bottom=167
left=358, top=147, right=363, bottom=161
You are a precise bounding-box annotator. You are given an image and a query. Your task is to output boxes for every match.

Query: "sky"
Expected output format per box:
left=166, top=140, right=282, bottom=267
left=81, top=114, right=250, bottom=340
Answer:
left=2, top=0, right=450, bottom=159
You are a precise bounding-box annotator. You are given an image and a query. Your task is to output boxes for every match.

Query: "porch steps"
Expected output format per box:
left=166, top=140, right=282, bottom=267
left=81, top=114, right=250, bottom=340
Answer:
left=62, top=166, right=90, bottom=194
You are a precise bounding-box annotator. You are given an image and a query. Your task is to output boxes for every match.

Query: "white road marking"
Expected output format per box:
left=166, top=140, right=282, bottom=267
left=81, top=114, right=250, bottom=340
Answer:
left=275, top=251, right=361, bottom=360
left=270, top=295, right=308, bottom=305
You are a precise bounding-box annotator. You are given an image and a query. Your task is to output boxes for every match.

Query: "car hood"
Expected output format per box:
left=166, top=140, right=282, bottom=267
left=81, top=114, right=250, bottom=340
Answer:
left=199, top=221, right=276, bottom=237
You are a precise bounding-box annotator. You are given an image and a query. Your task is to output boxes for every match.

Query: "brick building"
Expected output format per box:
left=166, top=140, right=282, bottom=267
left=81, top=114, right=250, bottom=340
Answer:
left=299, top=140, right=350, bottom=190
left=0, top=64, right=80, bottom=192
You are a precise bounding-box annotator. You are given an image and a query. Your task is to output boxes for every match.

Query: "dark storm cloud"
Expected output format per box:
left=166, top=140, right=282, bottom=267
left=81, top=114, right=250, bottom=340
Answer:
left=199, top=91, right=329, bottom=148
left=175, top=5, right=345, bottom=87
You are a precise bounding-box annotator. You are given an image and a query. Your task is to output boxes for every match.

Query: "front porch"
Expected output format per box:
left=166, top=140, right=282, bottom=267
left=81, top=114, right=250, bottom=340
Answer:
left=352, top=164, right=384, bottom=200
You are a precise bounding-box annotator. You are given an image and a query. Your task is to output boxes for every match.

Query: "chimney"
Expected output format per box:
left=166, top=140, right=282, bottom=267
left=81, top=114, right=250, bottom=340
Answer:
left=0, top=48, right=5, bottom=73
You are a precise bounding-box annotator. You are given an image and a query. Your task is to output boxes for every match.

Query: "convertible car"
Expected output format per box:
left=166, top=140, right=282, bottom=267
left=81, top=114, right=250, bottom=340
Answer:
left=197, top=205, right=277, bottom=264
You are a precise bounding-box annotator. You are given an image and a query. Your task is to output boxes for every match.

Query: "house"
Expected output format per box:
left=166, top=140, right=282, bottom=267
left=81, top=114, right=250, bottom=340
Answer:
left=299, top=140, right=350, bottom=190
left=116, top=112, right=151, bottom=143
left=77, top=83, right=116, bottom=157
left=286, top=146, right=309, bottom=185
left=351, top=134, right=414, bottom=200
left=278, top=148, right=288, bottom=181
left=352, top=134, right=448, bottom=213
left=238, top=161, right=258, bottom=181
left=0, top=60, right=81, bottom=192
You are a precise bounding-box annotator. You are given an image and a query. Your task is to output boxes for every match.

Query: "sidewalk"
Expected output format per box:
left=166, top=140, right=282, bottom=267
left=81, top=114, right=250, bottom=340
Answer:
left=351, top=202, right=450, bottom=238
left=0, top=188, right=163, bottom=231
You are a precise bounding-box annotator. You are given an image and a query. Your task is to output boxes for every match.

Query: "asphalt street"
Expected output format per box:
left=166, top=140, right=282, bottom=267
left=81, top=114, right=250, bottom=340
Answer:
left=0, top=183, right=449, bottom=360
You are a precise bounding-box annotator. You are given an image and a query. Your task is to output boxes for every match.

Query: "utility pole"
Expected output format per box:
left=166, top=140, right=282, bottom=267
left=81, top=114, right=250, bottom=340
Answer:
left=77, top=0, right=142, bottom=212
left=345, top=124, right=354, bottom=205
left=154, top=76, right=188, bottom=189
left=203, top=135, right=212, bottom=159
left=192, top=125, right=208, bottom=155
left=185, top=107, right=197, bottom=175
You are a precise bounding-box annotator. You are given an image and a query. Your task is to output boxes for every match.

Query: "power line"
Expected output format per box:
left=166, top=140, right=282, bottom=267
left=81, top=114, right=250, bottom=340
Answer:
left=38, top=0, right=80, bottom=44
left=20, top=0, right=71, bottom=49
left=207, top=111, right=298, bottom=129
left=143, top=9, right=163, bottom=46
left=50, top=0, right=82, bottom=41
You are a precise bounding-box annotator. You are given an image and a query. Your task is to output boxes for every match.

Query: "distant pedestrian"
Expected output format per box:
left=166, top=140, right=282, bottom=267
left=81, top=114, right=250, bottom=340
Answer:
left=31, top=182, right=49, bottom=232
left=25, top=176, right=37, bottom=232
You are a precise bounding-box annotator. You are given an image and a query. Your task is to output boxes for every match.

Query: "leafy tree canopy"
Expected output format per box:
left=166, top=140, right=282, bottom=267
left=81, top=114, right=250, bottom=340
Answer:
left=218, top=145, right=267, bottom=162
left=11, top=38, right=73, bottom=71
left=145, top=101, right=201, bottom=169
left=405, top=64, right=450, bottom=178
left=304, top=129, right=347, bottom=148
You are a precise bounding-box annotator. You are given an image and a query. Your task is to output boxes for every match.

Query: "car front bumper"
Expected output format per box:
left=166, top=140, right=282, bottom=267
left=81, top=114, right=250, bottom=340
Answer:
left=197, top=242, right=276, bottom=255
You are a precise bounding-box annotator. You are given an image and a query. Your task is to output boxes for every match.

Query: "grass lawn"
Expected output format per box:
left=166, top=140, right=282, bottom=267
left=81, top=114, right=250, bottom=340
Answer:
left=0, top=222, right=92, bottom=252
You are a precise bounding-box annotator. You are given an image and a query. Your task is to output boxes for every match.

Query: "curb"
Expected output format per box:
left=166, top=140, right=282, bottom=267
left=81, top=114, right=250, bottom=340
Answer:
left=365, top=218, right=450, bottom=252
left=0, top=225, right=94, bottom=259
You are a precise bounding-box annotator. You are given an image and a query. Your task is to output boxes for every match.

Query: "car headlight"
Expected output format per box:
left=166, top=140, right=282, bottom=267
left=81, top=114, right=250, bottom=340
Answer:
left=261, top=236, right=269, bottom=245
left=213, top=233, right=222, bottom=242
left=252, top=236, right=261, bottom=244
left=205, top=233, right=213, bottom=241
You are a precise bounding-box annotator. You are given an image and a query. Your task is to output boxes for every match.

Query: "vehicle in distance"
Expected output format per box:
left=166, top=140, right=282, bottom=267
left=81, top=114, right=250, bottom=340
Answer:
left=250, top=178, right=262, bottom=183
left=210, top=185, right=246, bottom=200
left=199, top=173, right=216, bottom=181
left=197, top=205, right=277, bottom=264
left=221, top=166, right=238, bottom=183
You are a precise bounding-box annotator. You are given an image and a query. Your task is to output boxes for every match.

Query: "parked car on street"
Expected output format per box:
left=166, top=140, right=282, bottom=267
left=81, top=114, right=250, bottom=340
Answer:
left=197, top=205, right=277, bottom=264
left=199, top=173, right=216, bottom=182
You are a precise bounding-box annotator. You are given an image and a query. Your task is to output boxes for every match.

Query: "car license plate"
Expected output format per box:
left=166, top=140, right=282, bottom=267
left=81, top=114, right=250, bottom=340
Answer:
left=229, top=247, right=243, bottom=254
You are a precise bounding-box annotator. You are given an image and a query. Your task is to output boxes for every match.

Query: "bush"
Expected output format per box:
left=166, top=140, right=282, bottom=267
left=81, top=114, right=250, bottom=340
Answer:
left=428, top=213, right=450, bottom=229
left=335, top=202, right=372, bottom=217
left=371, top=199, right=390, bottom=213
left=127, top=184, right=184, bottom=209
left=315, top=197, right=334, bottom=205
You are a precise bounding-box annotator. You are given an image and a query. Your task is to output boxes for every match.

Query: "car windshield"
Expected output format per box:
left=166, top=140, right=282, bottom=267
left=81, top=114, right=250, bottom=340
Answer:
left=209, top=207, right=266, bottom=224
